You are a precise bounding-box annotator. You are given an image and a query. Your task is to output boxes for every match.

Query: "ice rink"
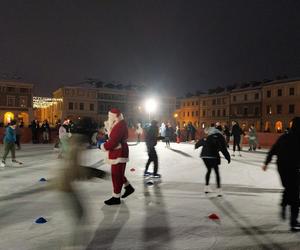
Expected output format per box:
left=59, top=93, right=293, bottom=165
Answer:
left=0, top=142, right=298, bottom=250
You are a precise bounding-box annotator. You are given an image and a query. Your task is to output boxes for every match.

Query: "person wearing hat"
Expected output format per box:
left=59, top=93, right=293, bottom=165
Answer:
left=263, top=117, right=300, bottom=231
left=100, top=108, right=134, bottom=205
left=1, top=120, right=23, bottom=167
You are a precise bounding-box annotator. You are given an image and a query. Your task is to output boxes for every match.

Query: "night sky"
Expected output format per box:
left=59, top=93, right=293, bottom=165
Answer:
left=0, top=0, right=299, bottom=96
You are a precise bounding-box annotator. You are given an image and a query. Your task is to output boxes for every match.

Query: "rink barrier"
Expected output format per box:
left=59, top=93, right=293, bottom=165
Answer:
left=0, top=127, right=281, bottom=148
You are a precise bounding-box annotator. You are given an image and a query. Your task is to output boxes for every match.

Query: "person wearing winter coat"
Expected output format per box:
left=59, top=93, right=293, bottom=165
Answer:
left=195, top=127, right=231, bottom=196
left=175, top=125, right=181, bottom=143
left=58, top=119, right=71, bottom=159
left=165, top=123, right=172, bottom=148
left=248, top=124, right=257, bottom=151
left=144, top=120, right=161, bottom=178
left=41, top=120, right=50, bottom=143
left=1, top=120, right=23, bottom=167
left=231, top=121, right=244, bottom=156
left=223, top=125, right=231, bottom=148
left=135, top=123, right=143, bottom=143
left=262, top=117, right=300, bottom=232
left=100, top=108, right=134, bottom=205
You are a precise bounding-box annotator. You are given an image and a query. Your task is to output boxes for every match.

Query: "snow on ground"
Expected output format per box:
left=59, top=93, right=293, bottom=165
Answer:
left=0, top=142, right=298, bottom=250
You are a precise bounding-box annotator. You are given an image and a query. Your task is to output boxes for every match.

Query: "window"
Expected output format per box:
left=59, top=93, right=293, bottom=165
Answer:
left=276, top=105, right=282, bottom=114
left=217, top=99, right=221, bottom=105
left=183, top=112, right=185, bottom=117
left=90, top=103, right=94, bottom=111
left=223, top=109, right=226, bottom=116
left=289, top=88, right=295, bottom=96
left=187, top=102, right=190, bottom=106
left=255, top=107, right=259, bottom=115
left=68, top=102, right=73, bottom=110
left=244, top=107, right=248, bottom=115
left=20, top=88, right=29, bottom=93
left=7, top=96, right=15, bottom=106
left=196, top=101, right=199, bottom=105
left=267, top=90, right=271, bottom=98
left=212, top=99, right=216, bottom=105
left=266, top=105, right=272, bottom=115
left=233, top=96, right=236, bottom=102
left=289, top=104, right=295, bottom=114
left=192, top=101, right=194, bottom=106
left=19, top=96, right=27, bottom=108
left=7, top=87, right=15, bottom=93
left=222, top=98, right=226, bottom=104
left=217, top=110, right=220, bottom=116
left=192, top=111, right=194, bottom=117
left=277, top=89, right=282, bottom=97
left=202, top=110, right=206, bottom=117
left=196, top=111, right=199, bottom=116
left=187, top=112, right=189, bottom=117
left=80, top=103, right=84, bottom=110
left=255, top=93, right=259, bottom=100
left=212, top=110, right=215, bottom=117
left=244, top=94, right=248, bottom=101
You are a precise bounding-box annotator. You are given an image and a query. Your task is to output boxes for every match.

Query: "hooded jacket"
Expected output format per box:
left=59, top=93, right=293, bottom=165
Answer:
left=195, top=127, right=231, bottom=165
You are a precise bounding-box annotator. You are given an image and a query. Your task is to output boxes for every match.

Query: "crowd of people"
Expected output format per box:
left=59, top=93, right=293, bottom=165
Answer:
left=1, top=110, right=300, bottom=232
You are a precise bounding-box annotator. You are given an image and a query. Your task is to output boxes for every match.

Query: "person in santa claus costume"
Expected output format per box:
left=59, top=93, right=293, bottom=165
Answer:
left=100, top=108, right=135, bottom=205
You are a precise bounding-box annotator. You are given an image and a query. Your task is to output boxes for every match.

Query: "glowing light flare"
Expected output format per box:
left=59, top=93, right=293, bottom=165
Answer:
left=144, top=98, right=158, bottom=114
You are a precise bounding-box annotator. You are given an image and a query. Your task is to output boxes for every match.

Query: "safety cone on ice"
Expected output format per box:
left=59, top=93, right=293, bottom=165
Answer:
left=39, top=178, right=47, bottom=182
left=35, top=217, right=47, bottom=224
left=208, top=213, right=220, bottom=220
left=130, top=168, right=135, bottom=172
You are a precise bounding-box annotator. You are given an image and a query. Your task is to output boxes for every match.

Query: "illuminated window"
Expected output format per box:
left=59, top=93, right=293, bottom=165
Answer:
left=19, top=96, right=27, bottom=108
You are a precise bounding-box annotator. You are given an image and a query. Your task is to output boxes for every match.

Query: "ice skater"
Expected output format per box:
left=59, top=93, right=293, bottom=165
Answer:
left=248, top=124, right=257, bottom=151
left=195, top=126, right=231, bottom=197
left=231, top=121, right=244, bottom=156
left=1, top=120, right=23, bottom=167
left=262, top=117, right=300, bottom=232
left=135, top=123, right=143, bottom=143
left=100, top=108, right=135, bottom=205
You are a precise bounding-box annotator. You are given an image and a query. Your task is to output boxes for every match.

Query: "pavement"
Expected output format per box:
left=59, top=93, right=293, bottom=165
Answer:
left=0, top=142, right=299, bottom=250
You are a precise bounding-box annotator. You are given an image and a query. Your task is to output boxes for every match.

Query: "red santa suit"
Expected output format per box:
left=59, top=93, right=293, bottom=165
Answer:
left=101, top=109, right=132, bottom=200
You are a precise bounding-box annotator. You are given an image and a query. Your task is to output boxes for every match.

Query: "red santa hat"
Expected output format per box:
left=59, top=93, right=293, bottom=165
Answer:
left=108, top=108, right=123, bottom=122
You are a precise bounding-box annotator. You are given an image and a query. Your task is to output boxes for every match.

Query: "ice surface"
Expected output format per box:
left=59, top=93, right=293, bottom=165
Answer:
left=0, top=142, right=298, bottom=250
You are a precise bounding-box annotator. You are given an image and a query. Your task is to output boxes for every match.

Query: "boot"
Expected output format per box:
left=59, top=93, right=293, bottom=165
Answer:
left=216, top=188, right=223, bottom=197
left=204, top=185, right=212, bottom=194
left=121, top=184, right=135, bottom=198
left=104, top=197, right=121, bottom=205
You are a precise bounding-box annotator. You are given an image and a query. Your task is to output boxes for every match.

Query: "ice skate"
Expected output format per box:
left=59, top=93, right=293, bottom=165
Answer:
left=291, top=222, right=300, bottom=232
left=216, top=188, right=223, bottom=197
left=152, top=173, right=161, bottom=178
left=0, top=161, right=5, bottom=168
left=104, top=197, right=121, bottom=205
left=121, top=184, right=135, bottom=198
left=12, top=159, right=23, bottom=165
left=144, top=171, right=152, bottom=177
left=204, top=185, right=213, bottom=194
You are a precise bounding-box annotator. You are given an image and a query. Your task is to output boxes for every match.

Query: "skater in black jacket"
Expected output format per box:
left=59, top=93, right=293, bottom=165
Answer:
left=263, top=117, right=300, bottom=231
left=231, top=121, right=244, bottom=156
left=144, top=120, right=161, bottom=178
left=195, top=127, right=231, bottom=197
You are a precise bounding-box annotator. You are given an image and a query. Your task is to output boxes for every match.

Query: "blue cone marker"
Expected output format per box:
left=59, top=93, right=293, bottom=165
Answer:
left=35, top=217, right=47, bottom=224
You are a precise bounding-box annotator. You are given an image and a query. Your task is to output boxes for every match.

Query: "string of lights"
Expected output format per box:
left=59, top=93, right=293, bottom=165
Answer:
left=33, top=96, right=63, bottom=108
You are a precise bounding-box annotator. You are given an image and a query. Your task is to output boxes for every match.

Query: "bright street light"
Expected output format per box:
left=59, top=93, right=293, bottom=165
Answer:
left=144, top=98, right=158, bottom=121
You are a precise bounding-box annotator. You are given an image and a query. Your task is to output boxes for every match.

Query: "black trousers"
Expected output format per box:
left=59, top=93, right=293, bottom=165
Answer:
left=202, top=158, right=221, bottom=188
left=278, top=166, right=300, bottom=225
left=145, top=147, right=158, bottom=175
left=233, top=136, right=241, bottom=152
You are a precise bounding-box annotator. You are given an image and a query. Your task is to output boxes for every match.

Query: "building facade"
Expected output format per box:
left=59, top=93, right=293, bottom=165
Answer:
left=37, top=83, right=177, bottom=127
left=262, top=79, right=300, bottom=132
left=0, top=80, right=33, bottom=126
left=176, top=78, right=300, bottom=133
left=175, top=96, right=200, bottom=128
